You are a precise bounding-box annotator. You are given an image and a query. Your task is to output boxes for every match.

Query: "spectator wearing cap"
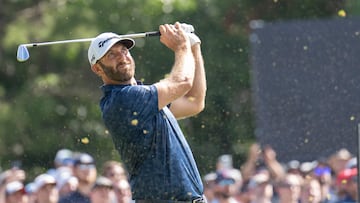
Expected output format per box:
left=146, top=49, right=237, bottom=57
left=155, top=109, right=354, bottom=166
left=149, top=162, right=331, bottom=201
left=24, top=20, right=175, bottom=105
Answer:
left=336, top=168, right=358, bottom=203
left=33, top=173, right=58, bottom=203
left=0, top=167, right=26, bottom=203
left=247, top=172, right=273, bottom=203
left=58, top=153, right=97, bottom=203
left=90, top=176, right=116, bottom=203
left=46, top=149, right=74, bottom=182
left=54, top=149, right=74, bottom=169
left=213, top=168, right=242, bottom=203
left=217, top=154, right=234, bottom=171
left=113, top=178, right=134, bottom=203
left=275, top=173, right=302, bottom=203
left=5, top=181, right=28, bottom=203
left=327, top=148, right=352, bottom=176
left=287, top=160, right=301, bottom=175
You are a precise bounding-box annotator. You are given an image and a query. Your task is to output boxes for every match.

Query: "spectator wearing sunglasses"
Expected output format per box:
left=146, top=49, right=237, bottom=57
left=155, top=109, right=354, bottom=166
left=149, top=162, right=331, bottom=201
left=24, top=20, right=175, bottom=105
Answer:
left=58, top=153, right=97, bottom=203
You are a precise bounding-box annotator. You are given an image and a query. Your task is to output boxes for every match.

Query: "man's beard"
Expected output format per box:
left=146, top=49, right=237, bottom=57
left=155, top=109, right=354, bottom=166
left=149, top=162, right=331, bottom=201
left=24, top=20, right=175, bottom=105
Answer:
left=98, top=61, right=135, bottom=83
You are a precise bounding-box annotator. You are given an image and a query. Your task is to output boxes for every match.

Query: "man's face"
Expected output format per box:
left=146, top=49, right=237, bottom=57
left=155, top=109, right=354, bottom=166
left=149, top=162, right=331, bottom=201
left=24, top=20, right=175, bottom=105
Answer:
left=74, top=163, right=97, bottom=184
left=90, top=186, right=114, bottom=203
left=97, top=43, right=135, bottom=83
left=113, top=179, right=132, bottom=203
left=36, top=183, right=59, bottom=203
left=277, top=174, right=302, bottom=202
left=105, top=165, right=127, bottom=184
left=6, top=190, right=28, bottom=203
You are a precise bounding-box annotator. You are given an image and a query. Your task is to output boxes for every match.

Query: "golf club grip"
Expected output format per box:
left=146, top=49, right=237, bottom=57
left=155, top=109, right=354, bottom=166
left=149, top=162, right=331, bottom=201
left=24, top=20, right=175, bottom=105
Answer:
left=146, top=31, right=161, bottom=37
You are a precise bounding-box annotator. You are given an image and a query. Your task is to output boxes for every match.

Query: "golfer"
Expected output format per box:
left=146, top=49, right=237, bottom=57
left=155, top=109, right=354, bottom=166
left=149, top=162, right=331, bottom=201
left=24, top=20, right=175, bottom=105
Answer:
left=88, top=22, right=207, bottom=203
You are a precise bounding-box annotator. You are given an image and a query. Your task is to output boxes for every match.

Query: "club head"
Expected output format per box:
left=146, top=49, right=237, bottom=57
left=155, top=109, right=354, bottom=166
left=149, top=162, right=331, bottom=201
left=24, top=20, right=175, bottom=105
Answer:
left=17, top=45, right=30, bottom=62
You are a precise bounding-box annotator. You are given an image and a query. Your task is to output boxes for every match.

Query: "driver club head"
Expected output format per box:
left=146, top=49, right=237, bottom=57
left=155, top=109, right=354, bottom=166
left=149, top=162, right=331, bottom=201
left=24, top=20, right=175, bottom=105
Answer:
left=17, top=45, right=30, bottom=62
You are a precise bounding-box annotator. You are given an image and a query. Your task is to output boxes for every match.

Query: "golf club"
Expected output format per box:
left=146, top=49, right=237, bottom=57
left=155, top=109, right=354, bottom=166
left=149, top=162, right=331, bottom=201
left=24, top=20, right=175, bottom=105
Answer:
left=17, top=23, right=195, bottom=62
left=16, top=31, right=161, bottom=62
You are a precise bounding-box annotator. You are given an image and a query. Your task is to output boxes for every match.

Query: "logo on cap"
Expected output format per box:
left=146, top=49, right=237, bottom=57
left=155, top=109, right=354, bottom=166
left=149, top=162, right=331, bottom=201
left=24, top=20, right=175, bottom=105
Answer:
left=98, top=37, right=118, bottom=48
left=91, top=55, right=96, bottom=64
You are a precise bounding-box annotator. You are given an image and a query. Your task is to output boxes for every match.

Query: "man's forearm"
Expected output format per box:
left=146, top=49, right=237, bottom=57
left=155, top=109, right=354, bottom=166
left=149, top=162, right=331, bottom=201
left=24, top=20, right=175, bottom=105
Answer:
left=169, top=47, right=195, bottom=84
left=185, top=44, right=206, bottom=106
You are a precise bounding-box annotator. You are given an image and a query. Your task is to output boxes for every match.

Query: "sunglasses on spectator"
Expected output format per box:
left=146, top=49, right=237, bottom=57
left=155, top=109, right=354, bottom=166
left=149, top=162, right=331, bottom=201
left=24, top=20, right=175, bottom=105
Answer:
left=77, top=163, right=95, bottom=170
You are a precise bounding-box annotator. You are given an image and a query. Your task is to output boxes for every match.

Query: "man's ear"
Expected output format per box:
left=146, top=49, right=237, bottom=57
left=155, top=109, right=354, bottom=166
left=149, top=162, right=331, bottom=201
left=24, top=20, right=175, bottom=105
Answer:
left=91, top=63, right=102, bottom=76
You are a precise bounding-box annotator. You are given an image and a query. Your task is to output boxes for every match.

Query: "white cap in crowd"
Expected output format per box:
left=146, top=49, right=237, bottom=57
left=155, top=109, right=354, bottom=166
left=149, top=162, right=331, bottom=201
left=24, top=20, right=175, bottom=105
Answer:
left=33, top=174, right=56, bottom=192
left=54, top=149, right=73, bottom=166
left=6, top=181, right=25, bottom=196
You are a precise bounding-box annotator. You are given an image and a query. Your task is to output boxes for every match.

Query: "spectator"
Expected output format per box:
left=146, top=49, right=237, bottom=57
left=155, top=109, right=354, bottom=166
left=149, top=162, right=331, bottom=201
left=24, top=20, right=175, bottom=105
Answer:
left=213, top=168, right=242, bottom=203
left=241, top=144, right=285, bottom=183
left=336, top=168, right=358, bottom=203
left=217, top=155, right=234, bottom=171
left=54, top=149, right=74, bottom=169
left=113, top=178, right=134, bottom=203
left=299, top=161, right=317, bottom=178
left=300, top=176, right=322, bottom=203
left=327, top=148, right=351, bottom=176
left=247, top=172, right=273, bottom=203
left=56, top=173, right=78, bottom=198
left=286, top=160, right=301, bottom=175
left=0, top=167, right=26, bottom=203
left=5, top=181, right=28, bottom=203
left=55, top=168, right=78, bottom=198
left=102, top=160, right=128, bottom=184
left=236, top=186, right=251, bottom=203
left=58, top=153, right=97, bottom=203
left=25, top=182, right=37, bottom=203
left=47, top=149, right=74, bottom=179
left=32, top=173, right=58, bottom=203
left=203, top=172, right=217, bottom=203
left=311, top=161, right=336, bottom=203
left=89, top=176, right=116, bottom=203
left=275, top=173, right=302, bottom=203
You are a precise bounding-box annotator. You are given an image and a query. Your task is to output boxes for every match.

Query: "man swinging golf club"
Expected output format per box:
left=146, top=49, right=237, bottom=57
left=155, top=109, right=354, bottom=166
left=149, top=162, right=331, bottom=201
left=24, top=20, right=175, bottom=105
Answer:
left=88, top=22, right=207, bottom=203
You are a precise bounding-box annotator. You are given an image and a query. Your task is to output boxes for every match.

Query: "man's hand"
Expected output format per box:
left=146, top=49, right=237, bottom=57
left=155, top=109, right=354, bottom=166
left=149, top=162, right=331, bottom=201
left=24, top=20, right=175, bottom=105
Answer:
left=159, top=22, right=190, bottom=52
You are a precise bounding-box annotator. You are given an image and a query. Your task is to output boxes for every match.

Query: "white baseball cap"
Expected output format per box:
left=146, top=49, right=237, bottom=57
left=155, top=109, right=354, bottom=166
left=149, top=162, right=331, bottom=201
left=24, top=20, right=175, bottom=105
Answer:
left=33, top=174, right=56, bottom=192
left=88, top=32, right=135, bottom=65
left=6, top=181, right=25, bottom=196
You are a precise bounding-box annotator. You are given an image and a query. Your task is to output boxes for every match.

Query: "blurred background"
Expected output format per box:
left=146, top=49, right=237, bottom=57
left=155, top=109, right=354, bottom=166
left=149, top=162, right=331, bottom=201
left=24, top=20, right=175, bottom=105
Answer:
left=1, top=0, right=360, bottom=180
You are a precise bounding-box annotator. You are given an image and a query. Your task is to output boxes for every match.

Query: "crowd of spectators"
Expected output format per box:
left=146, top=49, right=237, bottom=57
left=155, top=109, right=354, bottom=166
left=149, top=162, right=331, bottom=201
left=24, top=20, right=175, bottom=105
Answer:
left=0, top=144, right=357, bottom=203
left=204, top=143, right=358, bottom=203
left=0, top=149, right=133, bottom=203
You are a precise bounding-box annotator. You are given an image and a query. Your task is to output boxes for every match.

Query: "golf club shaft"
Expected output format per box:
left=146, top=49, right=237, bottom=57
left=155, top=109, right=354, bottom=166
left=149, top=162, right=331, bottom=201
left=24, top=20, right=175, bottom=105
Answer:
left=21, top=31, right=160, bottom=48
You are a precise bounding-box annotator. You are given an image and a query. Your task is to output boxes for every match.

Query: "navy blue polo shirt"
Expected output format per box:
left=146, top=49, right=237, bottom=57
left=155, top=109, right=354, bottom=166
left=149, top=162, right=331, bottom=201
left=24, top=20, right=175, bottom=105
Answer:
left=100, top=83, right=203, bottom=201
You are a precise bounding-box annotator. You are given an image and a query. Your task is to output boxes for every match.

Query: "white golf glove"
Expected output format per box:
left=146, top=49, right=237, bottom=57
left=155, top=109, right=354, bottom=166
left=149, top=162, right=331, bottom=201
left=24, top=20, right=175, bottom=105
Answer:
left=188, top=33, right=201, bottom=46
left=179, top=23, right=201, bottom=46
left=180, top=23, right=194, bottom=33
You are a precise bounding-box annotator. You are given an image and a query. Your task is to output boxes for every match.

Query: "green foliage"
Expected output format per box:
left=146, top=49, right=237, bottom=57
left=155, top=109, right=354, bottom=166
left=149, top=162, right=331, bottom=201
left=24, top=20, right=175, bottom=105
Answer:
left=0, top=0, right=354, bottom=178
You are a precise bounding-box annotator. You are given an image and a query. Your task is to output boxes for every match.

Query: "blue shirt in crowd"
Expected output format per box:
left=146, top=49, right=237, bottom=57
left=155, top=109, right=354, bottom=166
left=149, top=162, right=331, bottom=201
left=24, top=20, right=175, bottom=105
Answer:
left=58, top=190, right=90, bottom=203
left=100, top=83, right=204, bottom=201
